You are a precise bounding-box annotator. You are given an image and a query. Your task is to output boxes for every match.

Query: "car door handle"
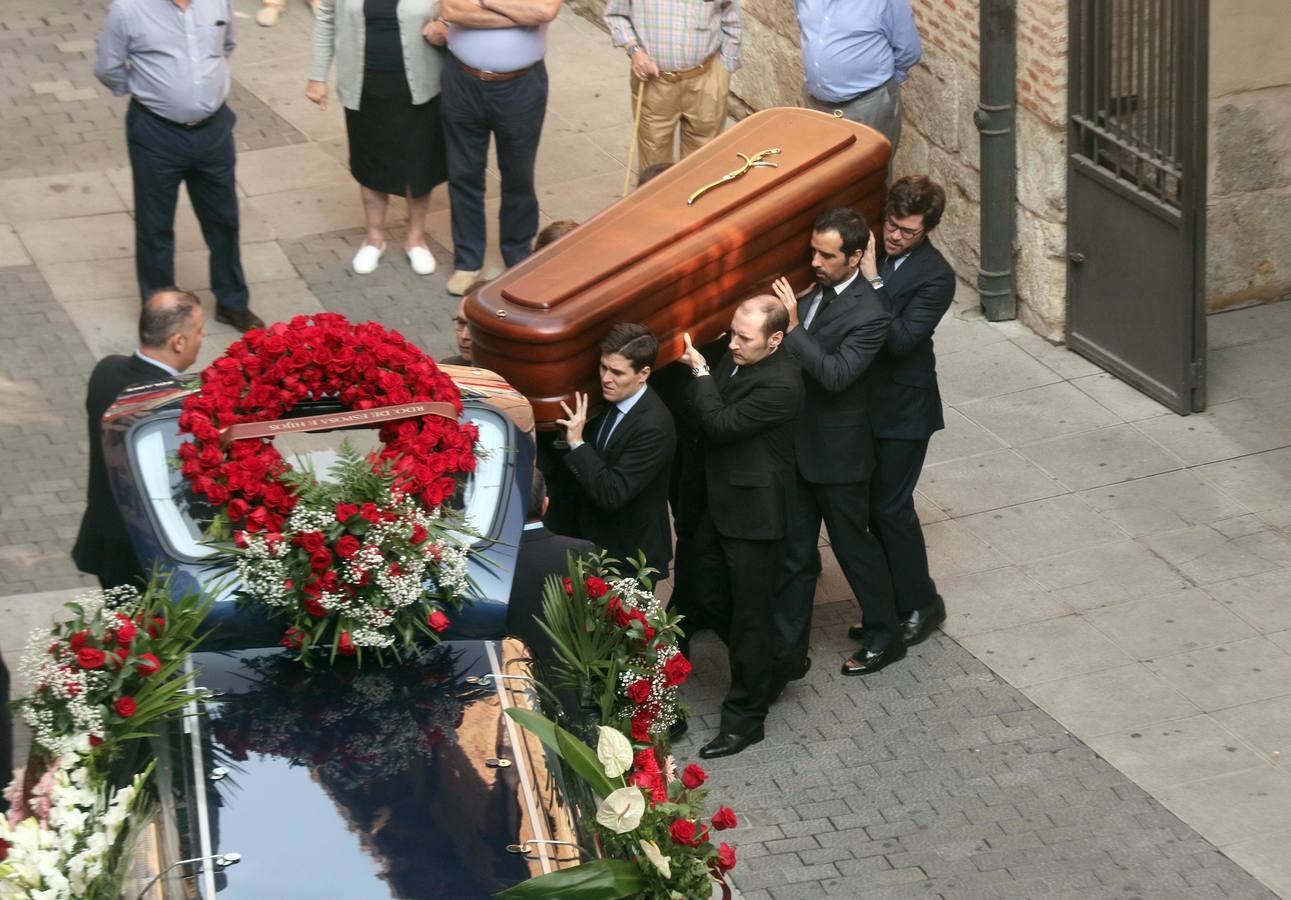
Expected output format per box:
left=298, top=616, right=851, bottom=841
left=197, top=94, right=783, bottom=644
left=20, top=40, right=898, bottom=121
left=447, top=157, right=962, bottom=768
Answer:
left=1069, top=252, right=1088, bottom=264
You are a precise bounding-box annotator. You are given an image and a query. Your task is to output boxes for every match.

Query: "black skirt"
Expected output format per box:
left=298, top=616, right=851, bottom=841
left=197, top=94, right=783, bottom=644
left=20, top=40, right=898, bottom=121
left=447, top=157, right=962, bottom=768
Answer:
left=345, top=68, right=447, bottom=198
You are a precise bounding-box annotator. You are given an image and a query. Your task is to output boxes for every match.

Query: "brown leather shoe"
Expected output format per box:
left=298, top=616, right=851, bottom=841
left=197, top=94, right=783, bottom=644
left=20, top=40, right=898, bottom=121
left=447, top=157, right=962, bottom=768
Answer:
left=215, top=305, right=266, bottom=333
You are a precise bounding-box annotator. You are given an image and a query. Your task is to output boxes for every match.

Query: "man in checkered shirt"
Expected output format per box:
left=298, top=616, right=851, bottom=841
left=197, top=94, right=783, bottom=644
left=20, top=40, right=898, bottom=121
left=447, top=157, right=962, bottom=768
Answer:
left=605, top=0, right=741, bottom=177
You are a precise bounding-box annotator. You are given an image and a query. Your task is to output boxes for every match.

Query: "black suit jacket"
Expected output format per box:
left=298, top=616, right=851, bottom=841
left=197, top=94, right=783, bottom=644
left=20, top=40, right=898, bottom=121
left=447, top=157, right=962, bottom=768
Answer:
left=72, top=354, right=175, bottom=580
left=865, top=239, right=957, bottom=439
left=685, top=350, right=804, bottom=541
left=783, top=274, right=892, bottom=483
left=563, top=386, right=677, bottom=577
left=507, top=525, right=595, bottom=661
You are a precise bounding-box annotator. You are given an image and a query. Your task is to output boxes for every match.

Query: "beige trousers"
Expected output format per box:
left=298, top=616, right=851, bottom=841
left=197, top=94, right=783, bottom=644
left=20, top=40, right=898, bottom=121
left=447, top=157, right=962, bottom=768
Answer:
left=631, top=56, right=731, bottom=173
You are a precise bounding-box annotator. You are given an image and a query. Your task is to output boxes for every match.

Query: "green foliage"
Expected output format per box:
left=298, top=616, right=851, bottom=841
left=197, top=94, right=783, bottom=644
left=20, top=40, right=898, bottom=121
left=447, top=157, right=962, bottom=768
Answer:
left=504, top=707, right=615, bottom=798
left=494, top=859, right=645, bottom=900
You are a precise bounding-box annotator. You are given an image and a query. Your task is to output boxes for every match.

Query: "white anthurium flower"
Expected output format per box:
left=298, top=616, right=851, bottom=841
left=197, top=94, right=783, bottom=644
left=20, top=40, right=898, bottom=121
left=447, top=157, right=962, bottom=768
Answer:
left=595, top=786, right=646, bottom=834
left=596, top=726, right=634, bottom=779
left=639, top=839, right=672, bottom=879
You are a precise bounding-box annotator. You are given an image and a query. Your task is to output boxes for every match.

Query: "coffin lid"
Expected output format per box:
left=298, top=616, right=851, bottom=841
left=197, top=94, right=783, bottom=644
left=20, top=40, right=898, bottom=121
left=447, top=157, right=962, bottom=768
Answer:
left=500, top=108, right=860, bottom=310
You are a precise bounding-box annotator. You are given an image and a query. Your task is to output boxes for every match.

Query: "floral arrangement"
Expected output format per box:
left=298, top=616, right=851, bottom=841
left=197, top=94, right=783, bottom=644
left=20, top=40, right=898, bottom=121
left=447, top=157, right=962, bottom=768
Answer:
left=497, top=713, right=737, bottom=899
left=176, top=313, right=481, bottom=661
left=208, top=646, right=474, bottom=791
left=1, top=581, right=211, bottom=899
left=538, top=553, right=690, bottom=742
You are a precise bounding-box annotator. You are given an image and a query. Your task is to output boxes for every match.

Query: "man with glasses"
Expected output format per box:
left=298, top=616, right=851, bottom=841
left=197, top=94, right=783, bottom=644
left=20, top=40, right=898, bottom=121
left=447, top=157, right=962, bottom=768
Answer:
left=440, top=296, right=475, bottom=366
left=849, top=175, right=956, bottom=649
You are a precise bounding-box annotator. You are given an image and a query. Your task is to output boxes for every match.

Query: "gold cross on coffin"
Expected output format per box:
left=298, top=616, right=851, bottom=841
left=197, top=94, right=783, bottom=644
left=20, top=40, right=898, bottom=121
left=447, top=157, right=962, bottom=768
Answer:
left=686, top=148, right=781, bottom=206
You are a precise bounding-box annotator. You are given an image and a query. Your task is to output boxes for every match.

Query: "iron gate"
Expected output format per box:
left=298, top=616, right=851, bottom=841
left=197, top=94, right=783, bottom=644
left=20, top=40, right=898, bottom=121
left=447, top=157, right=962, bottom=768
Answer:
left=1066, top=0, right=1208, bottom=414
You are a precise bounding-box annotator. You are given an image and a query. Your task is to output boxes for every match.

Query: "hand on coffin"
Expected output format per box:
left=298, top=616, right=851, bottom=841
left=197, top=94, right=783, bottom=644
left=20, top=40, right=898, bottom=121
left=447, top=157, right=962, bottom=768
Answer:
left=860, top=231, right=879, bottom=281
left=631, top=48, right=660, bottom=81
left=679, top=333, right=708, bottom=372
left=556, top=392, right=590, bottom=446
left=773, top=277, right=800, bottom=331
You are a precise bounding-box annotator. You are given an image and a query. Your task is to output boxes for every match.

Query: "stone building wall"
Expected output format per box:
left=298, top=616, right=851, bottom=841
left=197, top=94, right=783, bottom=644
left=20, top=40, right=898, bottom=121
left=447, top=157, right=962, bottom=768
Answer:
left=1206, top=0, right=1291, bottom=312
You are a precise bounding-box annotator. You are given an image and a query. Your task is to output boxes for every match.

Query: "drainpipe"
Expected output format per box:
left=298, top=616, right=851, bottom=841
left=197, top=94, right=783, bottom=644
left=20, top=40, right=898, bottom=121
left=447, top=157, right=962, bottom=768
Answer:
left=975, top=0, right=1017, bottom=321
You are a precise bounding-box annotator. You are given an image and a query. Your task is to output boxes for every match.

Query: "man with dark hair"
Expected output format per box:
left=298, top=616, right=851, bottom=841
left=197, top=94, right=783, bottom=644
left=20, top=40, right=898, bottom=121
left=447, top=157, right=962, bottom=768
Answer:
left=440, top=296, right=475, bottom=366
left=533, top=219, right=578, bottom=251
left=848, top=175, right=955, bottom=647
left=772, top=206, right=899, bottom=685
left=74, top=288, right=206, bottom=589
left=677, top=295, right=803, bottom=758
left=95, top=0, right=264, bottom=333
left=556, top=323, right=677, bottom=578
left=506, top=467, right=595, bottom=660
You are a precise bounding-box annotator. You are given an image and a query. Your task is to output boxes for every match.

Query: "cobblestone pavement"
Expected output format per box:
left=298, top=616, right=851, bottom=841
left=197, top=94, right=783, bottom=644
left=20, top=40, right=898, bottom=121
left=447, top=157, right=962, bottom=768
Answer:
left=681, top=602, right=1276, bottom=899
left=1, top=0, right=1290, bottom=897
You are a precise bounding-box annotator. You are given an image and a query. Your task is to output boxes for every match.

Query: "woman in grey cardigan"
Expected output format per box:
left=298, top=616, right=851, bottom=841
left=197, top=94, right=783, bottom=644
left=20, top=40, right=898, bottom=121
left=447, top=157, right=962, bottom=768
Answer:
left=306, top=0, right=448, bottom=276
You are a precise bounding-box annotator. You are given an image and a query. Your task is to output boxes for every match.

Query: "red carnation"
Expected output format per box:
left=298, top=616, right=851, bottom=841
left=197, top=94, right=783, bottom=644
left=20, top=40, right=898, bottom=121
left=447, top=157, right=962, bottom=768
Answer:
left=136, top=653, right=162, bottom=676
left=584, top=576, right=609, bottom=598
left=663, top=653, right=692, bottom=687
left=681, top=763, right=707, bottom=789
left=669, top=819, right=700, bottom=847
left=716, top=842, right=736, bottom=873
left=76, top=647, right=105, bottom=669
left=626, top=678, right=652, bottom=705
left=427, top=610, right=450, bottom=633
left=335, top=535, right=361, bottom=559
left=115, top=696, right=138, bottom=718
left=711, top=807, right=738, bottom=830
left=337, top=631, right=356, bottom=656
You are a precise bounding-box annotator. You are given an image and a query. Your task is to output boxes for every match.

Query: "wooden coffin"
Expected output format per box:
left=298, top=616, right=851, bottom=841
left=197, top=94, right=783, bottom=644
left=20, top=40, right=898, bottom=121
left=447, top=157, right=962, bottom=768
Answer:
left=465, top=106, right=890, bottom=428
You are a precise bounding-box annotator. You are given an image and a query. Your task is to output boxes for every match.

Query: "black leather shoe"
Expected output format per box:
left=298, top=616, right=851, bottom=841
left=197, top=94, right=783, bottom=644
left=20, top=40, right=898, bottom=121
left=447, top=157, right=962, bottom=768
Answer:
left=669, top=718, right=689, bottom=741
left=901, top=598, right=946, bottom=646
left=699, top=726, right=765, bottom=759
left=840, top=642, right=907, bottom=676
left=215, top=305, right=266, bottom=333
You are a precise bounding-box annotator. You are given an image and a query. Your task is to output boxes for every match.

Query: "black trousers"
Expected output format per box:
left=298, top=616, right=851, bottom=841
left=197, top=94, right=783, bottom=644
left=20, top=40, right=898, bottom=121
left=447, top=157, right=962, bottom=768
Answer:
left=776, top=476, right=898, bottom=672
left=127, top=101, right=248, bottom=310
left=870, top=437, right=938, bottom=614
left=441, top=58, right=548, bottom=270
left=688, top=512, right=785, bottom=735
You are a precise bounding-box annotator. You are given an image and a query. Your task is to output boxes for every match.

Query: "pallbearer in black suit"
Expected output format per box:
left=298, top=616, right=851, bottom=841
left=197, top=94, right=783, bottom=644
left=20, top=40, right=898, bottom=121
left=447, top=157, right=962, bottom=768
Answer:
left=557, top=324, right=677, bottom=579
left=74, top=288, right=207, bottom=589
left=773, top=208, right=901, bottom=684
left=850, top=176, right=956, bottom=646
left=677, top=297, right=804, bottom=759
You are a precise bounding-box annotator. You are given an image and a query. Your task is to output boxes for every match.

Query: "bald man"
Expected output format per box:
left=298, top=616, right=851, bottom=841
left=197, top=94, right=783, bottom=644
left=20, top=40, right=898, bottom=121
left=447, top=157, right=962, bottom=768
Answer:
left=73, top=288, right=207, bottom=589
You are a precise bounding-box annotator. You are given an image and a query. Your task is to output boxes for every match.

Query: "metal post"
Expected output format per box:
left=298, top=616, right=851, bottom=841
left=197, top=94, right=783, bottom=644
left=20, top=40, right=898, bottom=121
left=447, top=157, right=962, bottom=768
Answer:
left=975, top=0, right=1018, bottom=321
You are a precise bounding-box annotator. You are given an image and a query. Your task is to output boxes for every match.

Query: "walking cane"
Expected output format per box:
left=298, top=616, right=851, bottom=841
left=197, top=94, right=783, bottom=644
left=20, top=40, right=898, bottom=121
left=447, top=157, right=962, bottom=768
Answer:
left=623, top=78, right=648, bottom=198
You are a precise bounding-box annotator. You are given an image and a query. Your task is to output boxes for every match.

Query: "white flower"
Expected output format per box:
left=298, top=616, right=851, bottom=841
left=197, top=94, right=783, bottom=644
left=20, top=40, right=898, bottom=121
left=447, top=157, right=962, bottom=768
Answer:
left=595, top=726, right=634, bottom=779
left=639, top=839, right=672, bottom=879
left=595, top=786, right=646, bottom=834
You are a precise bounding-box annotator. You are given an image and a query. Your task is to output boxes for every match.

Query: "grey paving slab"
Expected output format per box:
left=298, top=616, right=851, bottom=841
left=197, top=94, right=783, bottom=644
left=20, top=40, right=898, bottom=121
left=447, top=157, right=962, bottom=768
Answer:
left=1206, top=569, right=1291, bottom=635
left=923, top=406, right=1009, bottom=467
left=1083, top=587, right=1261, bottom=659
left=1079, top=468, right=1251, bottom=538
left=957, top=494, right=1128, bottom=564
left=1024, top=664, right=1200, bottom=737
left=1019, top=539, right=1190, bottom=610
left=959, top=381, right=1121, bottom=446
left=1017, top=423, right=1184, bottom=491
left=1144, top=637, right=1291, bottom=712
left=937, top=342, right=1065, bottom=406
left=918, top=449, right=1067, bottom=518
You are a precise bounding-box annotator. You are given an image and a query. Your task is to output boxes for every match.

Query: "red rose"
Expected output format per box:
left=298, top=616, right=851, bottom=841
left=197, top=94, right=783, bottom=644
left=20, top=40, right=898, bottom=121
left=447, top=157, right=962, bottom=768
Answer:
left=297, top=531, right=326, bottom=554
left=136, top=653, right=161, bottom=676
left=562, top=576, right=574, bottom=596
left=711, top=807, right=738, bottom=830
left=409, top=523, right=428, bottom=544
left=115, top=696, right=138, bottom=718
left=669, top=819, right=699, bottom=847
left=584, top=576, right=609, bottom=598
left=70, top=630, right=90, bottom=649
left=226, top=497, right=249, bottom=521
left=304, top=598, right=327, bottom=618
left=427, top=610, right=451, bottom=633
left=336, top=502, right=360, bottom=524
left=147, top=616, right=166, bottom=638
left=630, top=708, right=653, bottom=742
left=115, top=620, right=137, bottom=646
left=310, top=548, right=333, bottom=571
left=663, top=653, right=692, bottom=687
left=626, top=678, right=652, bottom=705
left=76, top=647, right=105, bottom=669
left=279, top=628, right=305, bottom=650
left=88, top=734, right=104, bottom=748
left=337, top=632, right=356, bottom=655
left=360, top=502, right=381, bottom=523
left=681, top=764, right=707, bottom=789
left=716, top=842, right=736, bottom=873
left=335, top=535, right=361, bottom=559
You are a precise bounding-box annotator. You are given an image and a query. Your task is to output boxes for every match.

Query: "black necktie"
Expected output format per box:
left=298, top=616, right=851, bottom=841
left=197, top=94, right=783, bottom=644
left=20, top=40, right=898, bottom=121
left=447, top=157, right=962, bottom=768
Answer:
left=881, top=256, right=896, bottom=276
left=808, top=285, right=836, bottom=330
left=596, top=405, right=619, bottom=451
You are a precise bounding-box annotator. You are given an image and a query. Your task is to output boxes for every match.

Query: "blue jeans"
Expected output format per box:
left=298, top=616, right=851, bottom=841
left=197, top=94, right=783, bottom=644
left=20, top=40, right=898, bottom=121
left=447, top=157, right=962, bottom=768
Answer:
left=441, top=58, right=548, bottom=270
left=126, top=102, right=248, bottom=310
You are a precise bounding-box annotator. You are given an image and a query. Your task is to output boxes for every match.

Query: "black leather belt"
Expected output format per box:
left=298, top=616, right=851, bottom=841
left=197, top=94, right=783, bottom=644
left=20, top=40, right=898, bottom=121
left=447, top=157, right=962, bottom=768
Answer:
left=131, top=98, right=221, bottom=128
left=812, top=77, right=892, bottom=107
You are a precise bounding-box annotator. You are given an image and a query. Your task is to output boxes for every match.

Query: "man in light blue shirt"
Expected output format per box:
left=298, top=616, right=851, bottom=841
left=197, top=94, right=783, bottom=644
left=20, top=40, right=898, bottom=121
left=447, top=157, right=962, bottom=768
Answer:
left=795, top=0, right=922, bottom=160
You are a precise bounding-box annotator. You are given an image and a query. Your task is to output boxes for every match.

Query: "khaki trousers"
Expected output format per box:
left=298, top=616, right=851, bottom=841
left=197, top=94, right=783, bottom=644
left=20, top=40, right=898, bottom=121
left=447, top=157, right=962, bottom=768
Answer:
left=630, top=56, right=731, bottom=173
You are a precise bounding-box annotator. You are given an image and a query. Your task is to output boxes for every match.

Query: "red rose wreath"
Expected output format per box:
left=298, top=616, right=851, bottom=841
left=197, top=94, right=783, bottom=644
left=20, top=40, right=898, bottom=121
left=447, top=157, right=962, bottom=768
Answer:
left=177, top=313, right=480, bottom=662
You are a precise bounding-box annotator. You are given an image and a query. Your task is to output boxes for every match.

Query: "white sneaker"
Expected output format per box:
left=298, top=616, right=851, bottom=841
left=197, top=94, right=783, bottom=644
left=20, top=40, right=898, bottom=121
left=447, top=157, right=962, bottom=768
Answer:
left=406, top=245, right=436, bottom=276
left=446, top=268, right=481, bottom=296
left=352, top=242, right=385, bottom=275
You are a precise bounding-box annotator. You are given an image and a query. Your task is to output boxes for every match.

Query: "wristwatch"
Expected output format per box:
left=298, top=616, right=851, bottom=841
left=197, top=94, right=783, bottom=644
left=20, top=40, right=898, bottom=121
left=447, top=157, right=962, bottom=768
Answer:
left=869, top=276, right=885, bottom=289
left=625, top=43, right=643, bottom=57
left=691, top=363, right=710, bottom=377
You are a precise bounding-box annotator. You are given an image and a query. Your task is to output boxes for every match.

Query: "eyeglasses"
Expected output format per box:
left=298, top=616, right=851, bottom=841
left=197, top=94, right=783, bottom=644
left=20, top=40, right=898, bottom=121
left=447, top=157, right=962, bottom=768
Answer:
left=452, top=317, right=470, bottom=331
left=884, top=217, right=924, bottom=240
